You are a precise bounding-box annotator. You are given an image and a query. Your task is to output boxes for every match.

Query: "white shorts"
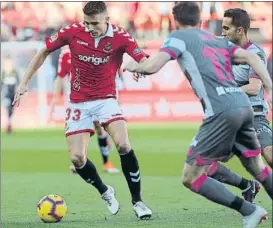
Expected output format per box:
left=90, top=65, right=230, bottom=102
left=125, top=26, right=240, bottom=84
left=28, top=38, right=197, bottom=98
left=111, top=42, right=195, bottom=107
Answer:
left=65, top=98, right=126, bottom=137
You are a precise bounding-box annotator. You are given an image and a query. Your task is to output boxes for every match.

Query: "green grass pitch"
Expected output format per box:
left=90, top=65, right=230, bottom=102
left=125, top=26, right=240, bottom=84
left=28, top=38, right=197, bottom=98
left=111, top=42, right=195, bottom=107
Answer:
left=1, top=123, right=272, bottom=228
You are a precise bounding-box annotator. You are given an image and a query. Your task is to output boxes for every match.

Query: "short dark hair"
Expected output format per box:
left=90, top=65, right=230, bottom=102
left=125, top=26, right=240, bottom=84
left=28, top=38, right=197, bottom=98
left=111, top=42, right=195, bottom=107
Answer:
left=83, top=1, right=107, bottom=16
left=224, top=8, right=250, bottom=34
left=172, top=2, right=200, bottom=26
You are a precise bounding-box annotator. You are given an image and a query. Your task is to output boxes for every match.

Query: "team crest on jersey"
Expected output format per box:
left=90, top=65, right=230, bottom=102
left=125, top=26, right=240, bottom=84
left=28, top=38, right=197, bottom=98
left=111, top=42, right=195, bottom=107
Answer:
left=49, top=32, right=58, bottom=43
left=133, top=48, right=143, bottom=55
left=103, top=42, right=113, bottom=53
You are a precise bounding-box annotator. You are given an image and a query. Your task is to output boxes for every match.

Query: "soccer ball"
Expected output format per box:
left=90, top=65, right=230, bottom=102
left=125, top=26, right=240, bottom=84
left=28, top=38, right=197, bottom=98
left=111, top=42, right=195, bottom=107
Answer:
left=37, top=194, right=67, bottom=223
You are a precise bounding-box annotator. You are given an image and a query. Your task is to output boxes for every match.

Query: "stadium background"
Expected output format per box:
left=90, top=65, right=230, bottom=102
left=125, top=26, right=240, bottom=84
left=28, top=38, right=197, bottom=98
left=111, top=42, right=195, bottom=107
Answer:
left=1, top=1, right=272, bottom=128
left=1, top=2, right=272, bottom=228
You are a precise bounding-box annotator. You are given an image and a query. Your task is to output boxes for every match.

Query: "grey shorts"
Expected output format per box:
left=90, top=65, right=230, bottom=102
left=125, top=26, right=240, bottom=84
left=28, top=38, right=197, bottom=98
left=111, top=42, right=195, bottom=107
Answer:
left=186, top=107, right=261, bottom=166
left=253, top=115, right=272, bottom=150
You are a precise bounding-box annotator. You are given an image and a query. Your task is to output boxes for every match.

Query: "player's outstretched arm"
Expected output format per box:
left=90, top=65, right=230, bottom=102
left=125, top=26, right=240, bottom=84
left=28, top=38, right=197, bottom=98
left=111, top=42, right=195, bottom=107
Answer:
left=12, top=47, right=51, bottom=107
left=125, top=52, right=171, bottom=75
left=233, top=48, right=272, bottom=93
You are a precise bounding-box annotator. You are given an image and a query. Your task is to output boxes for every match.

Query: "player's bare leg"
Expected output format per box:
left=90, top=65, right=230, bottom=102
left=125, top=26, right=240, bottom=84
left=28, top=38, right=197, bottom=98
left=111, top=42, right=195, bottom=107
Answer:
left=93, top=121, right=120, bottom=173
left=67, top=133, right=120, bottom=215
left=69, top=122, right=120, bottom=174
left=105, top=120, right=152, bottom=219
left=182, top=162, right=267, bottom=226
left=208, top=162, right=260, bottom=203
left=262, top=146, right=272, bottom=168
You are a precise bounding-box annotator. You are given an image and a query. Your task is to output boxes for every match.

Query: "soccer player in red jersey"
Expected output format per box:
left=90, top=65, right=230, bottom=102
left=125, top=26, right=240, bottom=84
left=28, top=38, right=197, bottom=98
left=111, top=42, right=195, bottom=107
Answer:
left=13, top=1, right=152, bottom=219
left=51, top=47, right=120, bottom=174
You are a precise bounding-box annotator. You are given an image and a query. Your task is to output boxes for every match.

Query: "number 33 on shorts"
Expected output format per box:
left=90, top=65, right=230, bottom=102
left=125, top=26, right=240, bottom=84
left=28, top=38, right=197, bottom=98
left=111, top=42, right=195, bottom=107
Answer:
left=66, top=108, right=81, bottom=121
left=65, top=108, right=94, bottom=137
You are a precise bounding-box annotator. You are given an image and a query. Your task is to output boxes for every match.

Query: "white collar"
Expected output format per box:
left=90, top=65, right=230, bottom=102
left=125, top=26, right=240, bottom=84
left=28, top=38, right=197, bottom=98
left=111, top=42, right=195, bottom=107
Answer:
left=103, top=24, right=114, bottom=38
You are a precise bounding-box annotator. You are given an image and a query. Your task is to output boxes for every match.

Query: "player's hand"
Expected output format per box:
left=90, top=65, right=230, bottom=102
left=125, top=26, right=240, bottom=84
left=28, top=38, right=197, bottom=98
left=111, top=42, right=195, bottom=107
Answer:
left=132, top=72, right=146, bottom=82
left=124, top=61, right=146, bottom=82
left=12, top=83, right=28, bottom=107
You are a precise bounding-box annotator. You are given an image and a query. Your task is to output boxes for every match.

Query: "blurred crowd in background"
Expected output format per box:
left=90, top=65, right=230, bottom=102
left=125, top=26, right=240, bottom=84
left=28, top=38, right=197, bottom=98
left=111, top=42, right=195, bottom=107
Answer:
left=1, top=2, right=272, bottom=129
left=1, top=2, right=272, bottom=77
left=1, top=2, right=272, bottom=43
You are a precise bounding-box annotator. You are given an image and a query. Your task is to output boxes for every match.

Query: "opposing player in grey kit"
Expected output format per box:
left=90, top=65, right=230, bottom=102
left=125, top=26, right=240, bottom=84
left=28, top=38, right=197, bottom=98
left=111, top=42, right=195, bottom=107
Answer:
left=125, top=2, right=272, bottom=228
left=205, top=8, right=273, bottom=204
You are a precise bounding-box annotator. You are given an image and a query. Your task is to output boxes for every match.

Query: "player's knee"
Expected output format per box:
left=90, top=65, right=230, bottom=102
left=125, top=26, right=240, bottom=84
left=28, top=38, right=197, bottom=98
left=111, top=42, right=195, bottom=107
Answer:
left=182, top=163, right=208, bottom=189
left=70, top=153, right=86, bottom=168
left=117, top=142, right=131, bottom=155
left=181, top=171, right=193, bottom=188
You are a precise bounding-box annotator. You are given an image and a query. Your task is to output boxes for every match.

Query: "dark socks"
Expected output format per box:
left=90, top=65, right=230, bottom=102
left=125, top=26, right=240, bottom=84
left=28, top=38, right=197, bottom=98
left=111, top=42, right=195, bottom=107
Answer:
left=120, top=150, right=141, bottom=204
left=190, top=174, right=256, bottom=216
left=208, top=163, right=250, bottom=190
left=98, top=136, right=109, bottom=164
left=75, top=159, right=108, bottom=195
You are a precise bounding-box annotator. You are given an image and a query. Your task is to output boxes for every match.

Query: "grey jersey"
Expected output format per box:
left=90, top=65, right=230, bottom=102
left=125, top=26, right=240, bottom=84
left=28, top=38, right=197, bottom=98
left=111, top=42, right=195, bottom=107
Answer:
left=232, top=41, right=268, bottom=116
left=161, top=29, right=250, bottom=118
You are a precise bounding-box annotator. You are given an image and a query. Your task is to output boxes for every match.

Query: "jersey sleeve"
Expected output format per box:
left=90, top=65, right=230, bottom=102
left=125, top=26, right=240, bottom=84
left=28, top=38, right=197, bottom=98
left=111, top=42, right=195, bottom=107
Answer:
left=124, top=35, right=148, bottom=62
left=248, top=50, right=267, bottom=79
left=160, top=32, right=186, bottom=60
left=45, top=26, right=72, bottom=52
left=57, top=52, right=71, bottom=78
